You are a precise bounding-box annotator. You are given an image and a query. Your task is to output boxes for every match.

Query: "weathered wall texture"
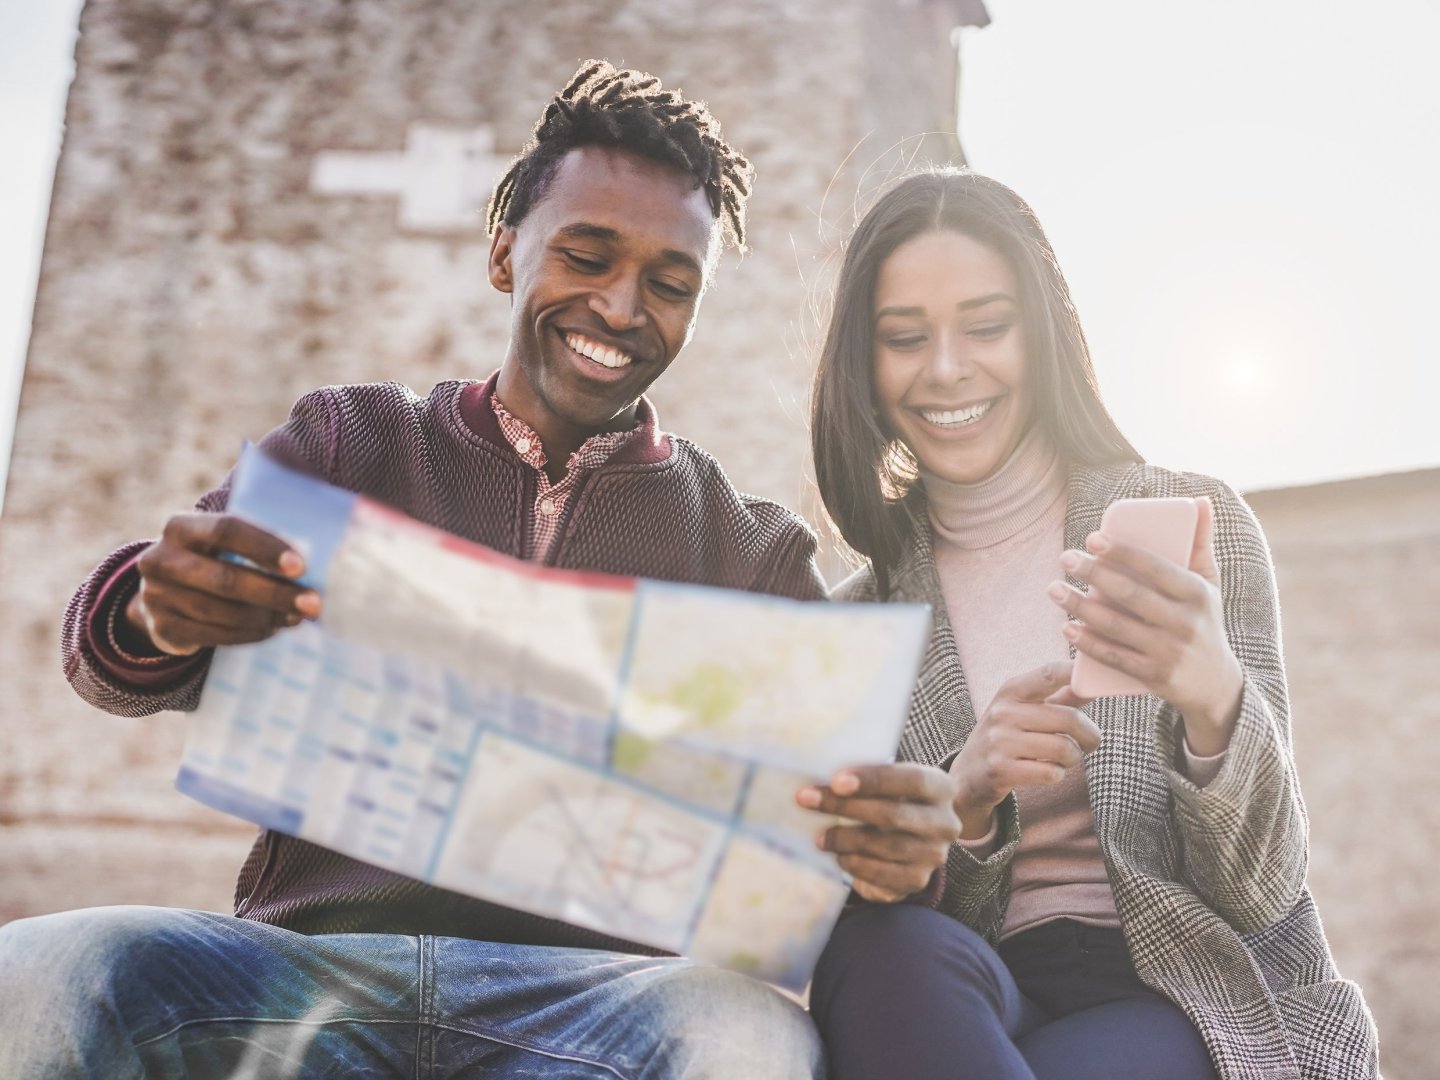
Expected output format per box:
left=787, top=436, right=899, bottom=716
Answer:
left=1, top=1, right=1434, bottom=1076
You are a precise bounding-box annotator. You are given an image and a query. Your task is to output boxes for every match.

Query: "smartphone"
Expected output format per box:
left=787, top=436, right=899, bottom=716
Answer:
left=1069, top=497, right=1199, bottom=698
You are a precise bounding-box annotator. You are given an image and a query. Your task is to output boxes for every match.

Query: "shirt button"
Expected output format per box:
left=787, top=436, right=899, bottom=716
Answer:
left=514, top=438, right=531, bottom=455
left=539, top=498, right=557, bottom=516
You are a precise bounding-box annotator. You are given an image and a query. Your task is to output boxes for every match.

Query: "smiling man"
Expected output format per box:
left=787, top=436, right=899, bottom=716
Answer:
left=490, top=144, right=716, bottom=477
left=0, top=62, right=827, bottom=1079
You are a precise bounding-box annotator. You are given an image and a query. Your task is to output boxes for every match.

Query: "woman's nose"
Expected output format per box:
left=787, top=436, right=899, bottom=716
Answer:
left=925, top=332, right=974, bottom=384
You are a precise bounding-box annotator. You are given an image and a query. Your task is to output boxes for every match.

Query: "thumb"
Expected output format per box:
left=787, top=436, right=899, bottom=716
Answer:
left=1001, top=660, right=1076, bottom=704
left=1189, top=496, right=1221, bottom=586
left=1045, top=684, right=1093, bottom=709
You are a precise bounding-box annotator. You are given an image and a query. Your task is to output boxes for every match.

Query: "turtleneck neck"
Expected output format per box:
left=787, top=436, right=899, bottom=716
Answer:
left=921, top=426, right=1067, bottom=550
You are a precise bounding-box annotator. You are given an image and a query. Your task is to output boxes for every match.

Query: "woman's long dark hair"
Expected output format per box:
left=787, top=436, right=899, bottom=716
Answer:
left=811, top=169, right=1142, bottom=595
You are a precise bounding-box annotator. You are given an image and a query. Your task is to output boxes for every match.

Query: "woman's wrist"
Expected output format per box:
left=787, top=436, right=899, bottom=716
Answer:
left=1178, top=660, right=1245, bottom=757
left=952, top=791, right=1001, bottom=841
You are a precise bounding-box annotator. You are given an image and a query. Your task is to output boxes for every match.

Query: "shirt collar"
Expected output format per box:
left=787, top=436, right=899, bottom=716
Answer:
left=488, top=393, right=639, bottom=473
left=457, top=371, right=673, bottom=467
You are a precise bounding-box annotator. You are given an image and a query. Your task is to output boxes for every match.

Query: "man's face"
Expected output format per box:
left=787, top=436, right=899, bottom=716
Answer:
left=489, top=145, right=718, bottom=449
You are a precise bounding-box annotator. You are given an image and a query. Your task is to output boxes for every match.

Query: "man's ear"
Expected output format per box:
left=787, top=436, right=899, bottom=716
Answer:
left=488, top=223, right=516, bottom=294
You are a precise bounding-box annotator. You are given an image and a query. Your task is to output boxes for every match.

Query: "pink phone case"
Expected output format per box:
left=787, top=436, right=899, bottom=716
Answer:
left=1069, top=497, right=1199, bottom=698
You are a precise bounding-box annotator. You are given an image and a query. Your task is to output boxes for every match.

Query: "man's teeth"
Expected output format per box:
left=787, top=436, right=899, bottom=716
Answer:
left=921, top=400, right=994, bottom=427
left=566, top=333, right=633, bottom=369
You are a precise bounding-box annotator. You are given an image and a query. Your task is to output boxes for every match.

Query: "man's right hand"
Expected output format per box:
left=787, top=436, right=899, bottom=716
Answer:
left=124, top=513, right=321, bottom=657
left=949, top=661, right=1101, bottom=840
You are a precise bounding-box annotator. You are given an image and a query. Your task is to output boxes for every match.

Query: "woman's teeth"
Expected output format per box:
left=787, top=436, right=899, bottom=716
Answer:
left=921, top=400, right=994, bottom=427
left=566, top=333, right=633, bottom=369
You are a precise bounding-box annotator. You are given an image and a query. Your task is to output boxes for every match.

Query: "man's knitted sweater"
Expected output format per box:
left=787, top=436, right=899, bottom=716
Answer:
left=61, top=374, right=827, bottom=951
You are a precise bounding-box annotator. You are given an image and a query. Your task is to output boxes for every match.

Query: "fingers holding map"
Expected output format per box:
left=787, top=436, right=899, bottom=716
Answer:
left=176, top=446, right=930, bottom=989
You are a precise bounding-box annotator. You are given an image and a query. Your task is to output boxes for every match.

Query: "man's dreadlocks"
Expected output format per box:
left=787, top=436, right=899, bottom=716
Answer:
left=486, top=60, right=754, bottom=253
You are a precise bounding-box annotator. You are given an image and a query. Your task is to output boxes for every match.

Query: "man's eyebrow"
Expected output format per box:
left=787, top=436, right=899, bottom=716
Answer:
left=875, top=293, right=1016, bottom=319
left=558, top=223, right=621, bottom=245
left=557, top=223, right=704, bottom=276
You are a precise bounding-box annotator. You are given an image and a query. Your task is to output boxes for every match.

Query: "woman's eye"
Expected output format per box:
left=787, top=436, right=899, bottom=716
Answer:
left=882, top=334, right=927, bottom=350
left=969, top=323, right=1011, bottom=341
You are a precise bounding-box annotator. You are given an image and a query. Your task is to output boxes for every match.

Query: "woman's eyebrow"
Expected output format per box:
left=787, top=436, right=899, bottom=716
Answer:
left=956, top=292, right=1015, bottom=311
left=875, top=293, right=1015, bottom=320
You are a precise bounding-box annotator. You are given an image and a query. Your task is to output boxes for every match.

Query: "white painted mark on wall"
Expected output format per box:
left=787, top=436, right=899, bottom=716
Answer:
left=309, top=124, right=512, bottom=232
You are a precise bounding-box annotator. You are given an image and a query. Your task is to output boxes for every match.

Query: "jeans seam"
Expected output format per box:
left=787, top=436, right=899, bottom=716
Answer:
left=424, top=1020, right=634, bottom=1080
left=132, top=1015, right=419, bottom=1049
left=415, top=935, right=430, bottom=1080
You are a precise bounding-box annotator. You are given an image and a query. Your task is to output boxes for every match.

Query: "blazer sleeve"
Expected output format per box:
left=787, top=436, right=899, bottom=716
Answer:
left=60, top=388, right=344, bottom=717
left=933, top=790, right=1022, bottom=943
left=1152, top=480, right=1309, bottom=934
left=832, top=564, right=1024, bottom=941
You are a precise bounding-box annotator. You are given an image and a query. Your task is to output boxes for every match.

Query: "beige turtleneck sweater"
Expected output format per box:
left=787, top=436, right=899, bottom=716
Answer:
left=923, top=428, right=1222, bottom=940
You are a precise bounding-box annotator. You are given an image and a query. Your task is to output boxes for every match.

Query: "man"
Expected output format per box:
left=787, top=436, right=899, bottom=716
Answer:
left=0, top=61, right=833, bottom=1079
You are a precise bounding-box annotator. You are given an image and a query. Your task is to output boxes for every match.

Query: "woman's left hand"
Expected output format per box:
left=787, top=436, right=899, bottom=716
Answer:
left=1047, top=495, right=1244, bottom=756
left=796, top=763, right=962, bottom=903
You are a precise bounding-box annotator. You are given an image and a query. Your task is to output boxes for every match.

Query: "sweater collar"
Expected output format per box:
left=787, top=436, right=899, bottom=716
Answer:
left=458, top=370, right=671, bottom=467
left=920, top=426, right=1067, bottom=550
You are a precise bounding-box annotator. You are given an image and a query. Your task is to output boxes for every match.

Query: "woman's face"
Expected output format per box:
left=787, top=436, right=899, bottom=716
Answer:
left=871, top=230, right=1032, bottom=486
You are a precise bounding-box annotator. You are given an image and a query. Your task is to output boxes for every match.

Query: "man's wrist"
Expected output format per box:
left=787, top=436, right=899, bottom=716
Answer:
left=116, top=594, right=163, bottom=657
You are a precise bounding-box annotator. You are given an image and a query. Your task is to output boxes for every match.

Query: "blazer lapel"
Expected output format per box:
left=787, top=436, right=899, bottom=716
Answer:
left=888, top=522, right=977, bottom=767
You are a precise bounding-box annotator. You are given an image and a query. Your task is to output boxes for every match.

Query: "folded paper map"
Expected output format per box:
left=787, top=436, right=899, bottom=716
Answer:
left=177, top=445, right=930, bottom=989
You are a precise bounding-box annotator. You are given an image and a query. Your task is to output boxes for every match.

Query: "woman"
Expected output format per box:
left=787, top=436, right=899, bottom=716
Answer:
left=801, top=170, right=1378, bottom=1079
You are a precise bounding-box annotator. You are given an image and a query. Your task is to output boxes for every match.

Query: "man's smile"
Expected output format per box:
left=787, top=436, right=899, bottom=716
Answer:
left=563, top=331, right=635, bottom=369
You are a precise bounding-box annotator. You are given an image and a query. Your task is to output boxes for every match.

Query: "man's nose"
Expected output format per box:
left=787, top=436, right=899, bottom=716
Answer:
left=589, top=276, right=647, bottom=331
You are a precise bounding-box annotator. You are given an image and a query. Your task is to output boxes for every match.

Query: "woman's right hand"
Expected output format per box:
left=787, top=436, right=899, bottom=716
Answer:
left=124, top=512, right=321, bottom=656
left=949, top=661, right=1101, bottom=840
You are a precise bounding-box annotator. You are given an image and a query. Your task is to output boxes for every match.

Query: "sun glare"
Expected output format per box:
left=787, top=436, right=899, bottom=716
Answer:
left=1220, top=350, right=1270, bottom=395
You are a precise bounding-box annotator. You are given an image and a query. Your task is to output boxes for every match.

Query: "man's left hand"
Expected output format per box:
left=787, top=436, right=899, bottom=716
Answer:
left=796, top=763, right=962, bottom=903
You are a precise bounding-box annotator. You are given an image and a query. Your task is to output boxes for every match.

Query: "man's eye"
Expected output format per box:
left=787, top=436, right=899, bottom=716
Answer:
left=652, top=279, right=694, bottom=301
left=564, top=251, right=606, bottom=273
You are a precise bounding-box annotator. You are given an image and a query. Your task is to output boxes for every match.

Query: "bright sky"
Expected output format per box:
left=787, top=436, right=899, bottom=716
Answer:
left=0, top=0, right=83, bottom=516
left=960, top=0, right=1440, bottom=491
left=2, top=1, right=1437, bottom=515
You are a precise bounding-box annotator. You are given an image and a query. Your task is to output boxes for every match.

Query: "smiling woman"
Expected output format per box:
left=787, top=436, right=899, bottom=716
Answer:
left=812, top=170, right=1139, bottom=595
left=806, top=168, right=1380, bottom=1080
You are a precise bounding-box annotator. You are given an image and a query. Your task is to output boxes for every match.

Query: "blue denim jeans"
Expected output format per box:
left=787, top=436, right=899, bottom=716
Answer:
left=0, top=906, right=824, bottom=1079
